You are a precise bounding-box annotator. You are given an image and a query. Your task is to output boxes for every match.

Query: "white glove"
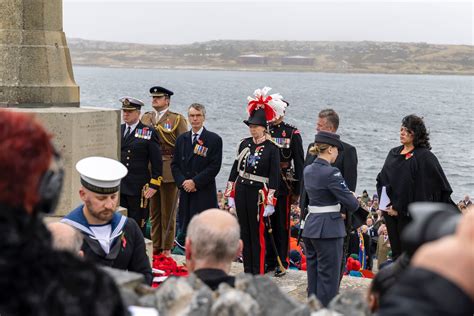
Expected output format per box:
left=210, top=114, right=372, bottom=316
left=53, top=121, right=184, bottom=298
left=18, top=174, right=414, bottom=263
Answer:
left=263, top=205, right=275, bottom=217
left=227, top=197, right=235, bottom=208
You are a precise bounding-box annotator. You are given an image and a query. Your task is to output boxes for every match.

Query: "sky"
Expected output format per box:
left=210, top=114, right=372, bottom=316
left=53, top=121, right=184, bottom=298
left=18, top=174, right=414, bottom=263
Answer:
left=63, top=0, right=473, bottom=45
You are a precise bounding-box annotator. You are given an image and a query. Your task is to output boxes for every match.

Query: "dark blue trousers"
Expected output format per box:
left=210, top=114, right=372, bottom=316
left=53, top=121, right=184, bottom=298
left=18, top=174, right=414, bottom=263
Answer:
left=304, top=236, right=344, bottom=307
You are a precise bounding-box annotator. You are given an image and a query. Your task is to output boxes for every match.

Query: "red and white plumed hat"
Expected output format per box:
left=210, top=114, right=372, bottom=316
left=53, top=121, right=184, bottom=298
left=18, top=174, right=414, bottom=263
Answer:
left=246, top=87, right=287, bottom=123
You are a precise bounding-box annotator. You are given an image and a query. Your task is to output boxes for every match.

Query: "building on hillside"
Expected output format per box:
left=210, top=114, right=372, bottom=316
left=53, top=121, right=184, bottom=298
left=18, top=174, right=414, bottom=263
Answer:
left=281, top=56, right=314, bottom=66
left=238, top=54, right=268, bottom=65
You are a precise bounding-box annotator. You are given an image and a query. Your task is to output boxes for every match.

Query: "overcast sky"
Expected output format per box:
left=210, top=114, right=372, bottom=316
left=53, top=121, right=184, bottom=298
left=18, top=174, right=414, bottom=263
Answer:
left=63, top=1, right=473, bottom=45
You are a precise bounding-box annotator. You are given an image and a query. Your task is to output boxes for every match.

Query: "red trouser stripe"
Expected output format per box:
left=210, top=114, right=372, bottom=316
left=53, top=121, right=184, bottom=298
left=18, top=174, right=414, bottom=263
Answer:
left=259, top=203, right=266, bottom=275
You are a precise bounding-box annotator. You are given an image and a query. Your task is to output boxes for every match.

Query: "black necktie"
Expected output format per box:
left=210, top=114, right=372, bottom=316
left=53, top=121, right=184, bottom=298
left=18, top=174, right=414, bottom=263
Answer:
left=192, top=133, right=199, bottom=145
left=124, top=126, right=131, bottom=139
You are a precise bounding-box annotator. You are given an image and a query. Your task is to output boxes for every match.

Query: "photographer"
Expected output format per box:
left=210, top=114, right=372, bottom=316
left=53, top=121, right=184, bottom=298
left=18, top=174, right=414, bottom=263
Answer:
left=377, top=207, right=474, bottom=315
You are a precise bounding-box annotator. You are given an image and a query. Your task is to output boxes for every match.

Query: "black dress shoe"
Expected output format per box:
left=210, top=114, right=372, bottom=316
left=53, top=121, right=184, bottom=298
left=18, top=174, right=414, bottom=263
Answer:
left=274, top=266, right=286, bottom=277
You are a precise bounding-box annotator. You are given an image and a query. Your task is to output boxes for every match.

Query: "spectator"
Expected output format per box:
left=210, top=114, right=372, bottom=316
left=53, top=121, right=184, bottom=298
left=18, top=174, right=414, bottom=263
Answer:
left=0, top=110, right=126, bottom=316
left=463, top=195, right=472, bottom=207
left=361, top=190, right=370, bottom=205
left=376, top=224, right=391, bottom=269
left=185, top=208, right=243, bottom=290
left=47, top=222, right=84, bottom=257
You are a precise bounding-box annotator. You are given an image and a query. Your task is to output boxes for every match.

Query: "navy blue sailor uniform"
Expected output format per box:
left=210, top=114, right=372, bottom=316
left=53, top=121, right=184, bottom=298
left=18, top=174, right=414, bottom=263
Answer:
left=227, top=137, right=280, bottom=275
left=62, top=205, right=153, bottom=285
left=171, top=127, right=223, bottom=235
left=267, top=122, right=304, bottom=270
left=302, top=158, right=359, bottom=306
left=120, top=121, right=163, bottom=235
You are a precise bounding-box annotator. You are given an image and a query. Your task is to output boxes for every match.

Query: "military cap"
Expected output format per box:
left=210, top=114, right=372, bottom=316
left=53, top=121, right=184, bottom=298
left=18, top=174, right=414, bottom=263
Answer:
left=149, top=86, right=174, bottom=97
left=119, top=96, right=144, bottom=110
left=76, top=157, right=128, bottom=194
left=314, top=131, right=344, bottom=151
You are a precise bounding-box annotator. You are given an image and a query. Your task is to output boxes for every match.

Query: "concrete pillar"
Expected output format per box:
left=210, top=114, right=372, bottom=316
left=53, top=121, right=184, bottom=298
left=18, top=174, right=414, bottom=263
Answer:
left=0, top=0, right=79, bottom=107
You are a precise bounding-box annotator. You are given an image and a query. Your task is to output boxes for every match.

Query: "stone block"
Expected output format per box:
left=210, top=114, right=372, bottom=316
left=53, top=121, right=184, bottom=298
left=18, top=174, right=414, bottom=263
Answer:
left=12, top=106, right=120, bottom=215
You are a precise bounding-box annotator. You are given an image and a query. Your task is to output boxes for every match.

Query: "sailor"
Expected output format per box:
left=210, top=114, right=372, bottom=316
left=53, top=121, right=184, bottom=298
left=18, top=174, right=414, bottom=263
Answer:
left=141, top=86, right=188, bottom=257
left=267, top=100, right=304, bottom=276
left=302, top=131, right=359, bottom=306
left=225, top=87, right=284, bottom=275
left=62, top=156, right=153, bottom=284
left=119, top=96, right=162, bottom=235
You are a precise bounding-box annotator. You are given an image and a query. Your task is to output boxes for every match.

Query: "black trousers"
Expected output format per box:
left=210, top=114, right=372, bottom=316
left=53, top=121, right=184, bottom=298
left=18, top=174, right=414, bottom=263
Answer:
left=383, top=212, right=411, bottom=260
left=265, top=195, right=290, bottom=269
left=120, top=194, right=148, bottom=236
left=235, top=183, right=266, bottom=275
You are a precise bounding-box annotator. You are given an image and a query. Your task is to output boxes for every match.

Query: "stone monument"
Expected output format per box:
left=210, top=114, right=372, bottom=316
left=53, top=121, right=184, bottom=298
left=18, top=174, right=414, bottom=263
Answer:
left=0, top=0, right=120, bottom=215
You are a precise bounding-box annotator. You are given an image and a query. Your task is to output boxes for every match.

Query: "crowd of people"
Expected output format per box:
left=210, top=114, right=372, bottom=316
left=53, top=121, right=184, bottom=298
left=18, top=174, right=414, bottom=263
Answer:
left=1, top=83, right=473, bottom=315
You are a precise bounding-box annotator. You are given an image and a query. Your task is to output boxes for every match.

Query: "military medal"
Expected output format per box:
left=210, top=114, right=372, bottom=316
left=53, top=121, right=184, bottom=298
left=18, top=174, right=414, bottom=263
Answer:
left=164, top=119, right=172, bottom=131
left=194, top=144, right=208, bottom=157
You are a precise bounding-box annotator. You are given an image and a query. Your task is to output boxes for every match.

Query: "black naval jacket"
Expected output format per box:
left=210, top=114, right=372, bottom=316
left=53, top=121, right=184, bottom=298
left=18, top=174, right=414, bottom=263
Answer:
left=300, top=140, right=358, bottom=212
left=228, top=137, right=280, bottom=192
left=171, top=128, right=223, bottom=228
left=269, top=122, right=305, bottom=196
left=120, top=121, right=163, bottom=196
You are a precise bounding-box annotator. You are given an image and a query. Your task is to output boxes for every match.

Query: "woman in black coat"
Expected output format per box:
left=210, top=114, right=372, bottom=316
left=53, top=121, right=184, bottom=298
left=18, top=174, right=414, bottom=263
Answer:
left=376, top=114, right=453, bottom=260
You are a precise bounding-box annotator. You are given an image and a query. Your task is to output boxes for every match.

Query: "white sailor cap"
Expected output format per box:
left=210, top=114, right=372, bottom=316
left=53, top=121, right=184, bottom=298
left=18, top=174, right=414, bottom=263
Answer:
left=76, top=157, right=128, bottom=194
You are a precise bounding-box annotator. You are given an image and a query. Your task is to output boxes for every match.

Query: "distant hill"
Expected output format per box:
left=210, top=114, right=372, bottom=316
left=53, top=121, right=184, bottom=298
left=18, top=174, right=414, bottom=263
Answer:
left=68, top=38, right=474, bottom=75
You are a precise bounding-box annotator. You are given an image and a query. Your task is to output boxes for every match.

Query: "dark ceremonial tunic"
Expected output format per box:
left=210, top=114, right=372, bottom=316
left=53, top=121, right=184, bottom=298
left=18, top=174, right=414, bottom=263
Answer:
left=171, top=127, right=223, bottom=234
left=120, top=121, right=162, bottom=234
left=194, top=268, right=235, bottom=291
left=376, top=145, right=453, bottom=259
left=228, top=137, right=280, bottom=275
left=267, top=122, right=304, bottom=269
left=63, top=206, right=153, bottom=285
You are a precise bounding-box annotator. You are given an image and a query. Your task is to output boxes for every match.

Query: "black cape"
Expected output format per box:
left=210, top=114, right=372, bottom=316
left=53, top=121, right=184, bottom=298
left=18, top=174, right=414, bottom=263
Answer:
left=376, top=146, right=454, bottom=216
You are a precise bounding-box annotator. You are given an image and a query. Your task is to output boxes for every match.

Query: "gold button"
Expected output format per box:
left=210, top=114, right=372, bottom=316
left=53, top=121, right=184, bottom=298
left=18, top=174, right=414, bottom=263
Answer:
left=127, top=157, right=130, bottom=160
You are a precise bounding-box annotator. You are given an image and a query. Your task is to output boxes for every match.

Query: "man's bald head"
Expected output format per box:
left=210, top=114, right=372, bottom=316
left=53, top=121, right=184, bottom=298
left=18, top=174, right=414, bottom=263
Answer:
left=47, top=222, right=83, bottom=256
left=186, top=209, right=241, bottom=265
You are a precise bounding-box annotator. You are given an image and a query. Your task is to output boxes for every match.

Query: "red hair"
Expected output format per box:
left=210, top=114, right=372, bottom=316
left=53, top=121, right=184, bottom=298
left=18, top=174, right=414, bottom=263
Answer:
left=0, top=110, right=52, bottom=211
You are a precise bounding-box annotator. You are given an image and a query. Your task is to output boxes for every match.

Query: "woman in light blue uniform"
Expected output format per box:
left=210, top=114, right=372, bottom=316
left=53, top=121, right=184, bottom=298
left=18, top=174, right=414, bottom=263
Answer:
left=302, top=131, right=359, bottom=306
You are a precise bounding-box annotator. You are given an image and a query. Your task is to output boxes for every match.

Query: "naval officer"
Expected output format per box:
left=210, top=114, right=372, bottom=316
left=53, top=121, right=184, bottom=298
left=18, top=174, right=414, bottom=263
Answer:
left=302, top=131, right=359, bottom=306
left=119, top=97, right=163, bottom=235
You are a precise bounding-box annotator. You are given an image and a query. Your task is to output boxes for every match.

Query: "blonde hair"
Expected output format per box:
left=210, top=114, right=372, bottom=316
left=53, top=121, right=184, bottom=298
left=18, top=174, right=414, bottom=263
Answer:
left=309, top=143, right=332, bottom=156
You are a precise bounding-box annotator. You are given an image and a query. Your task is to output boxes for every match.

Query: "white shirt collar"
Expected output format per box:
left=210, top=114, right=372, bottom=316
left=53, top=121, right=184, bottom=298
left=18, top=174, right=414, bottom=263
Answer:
left=125, top=121, right=139, bottom=135
left=191, top=126, right=204, bottom=143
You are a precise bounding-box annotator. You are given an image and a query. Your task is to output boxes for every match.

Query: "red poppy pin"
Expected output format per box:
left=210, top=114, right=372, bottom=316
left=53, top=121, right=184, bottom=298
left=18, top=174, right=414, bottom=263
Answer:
left=405, top=152, right=414, bottom=160
left=198, top=139, right=204, bottom=145
left=121, top=234, right=127, bottom=249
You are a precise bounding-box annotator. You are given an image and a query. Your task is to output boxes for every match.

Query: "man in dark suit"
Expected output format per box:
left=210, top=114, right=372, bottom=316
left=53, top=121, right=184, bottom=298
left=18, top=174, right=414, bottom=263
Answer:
left=119, top=97, right=163, bottom=235
left=299, top=109, right=358, bottom=283
left=185, top=208, right=242, bottom=290
left=171, top=103, right=223, bottom=239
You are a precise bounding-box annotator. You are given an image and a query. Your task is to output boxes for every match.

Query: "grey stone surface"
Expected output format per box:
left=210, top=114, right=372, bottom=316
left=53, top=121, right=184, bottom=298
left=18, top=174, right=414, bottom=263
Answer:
left=0, top=0, right=79, bottom=107
left=102, top=266, right=144, bottom=289
left=328, top=291, right=370, bottom=316
left=212, top=284, right=260, bottom=316
left=11, top=107, right=121, bottom=215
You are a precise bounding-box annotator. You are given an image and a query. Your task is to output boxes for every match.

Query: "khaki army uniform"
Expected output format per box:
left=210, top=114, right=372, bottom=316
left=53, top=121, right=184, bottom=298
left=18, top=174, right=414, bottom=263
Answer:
left=141, top=109, right=188, bottom=251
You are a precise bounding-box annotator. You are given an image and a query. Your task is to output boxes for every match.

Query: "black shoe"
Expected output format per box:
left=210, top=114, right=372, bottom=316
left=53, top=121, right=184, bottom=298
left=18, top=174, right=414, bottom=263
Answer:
left=274, top=266, right=286, bottom=277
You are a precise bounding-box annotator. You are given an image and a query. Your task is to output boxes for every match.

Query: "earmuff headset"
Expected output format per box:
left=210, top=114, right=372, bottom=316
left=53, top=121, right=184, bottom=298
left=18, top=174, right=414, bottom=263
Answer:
left=34, top=144, right=64, bottom=214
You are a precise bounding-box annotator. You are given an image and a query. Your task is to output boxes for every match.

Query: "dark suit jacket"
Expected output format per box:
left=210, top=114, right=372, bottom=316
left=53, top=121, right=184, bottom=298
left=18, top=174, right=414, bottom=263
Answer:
left=171, top=127, right=223, bottom=231
left=120, top=121, right=162, bottom=196
left=299, top=140, right=358, bottom=212
left=194, top=268, right=235, bottom=291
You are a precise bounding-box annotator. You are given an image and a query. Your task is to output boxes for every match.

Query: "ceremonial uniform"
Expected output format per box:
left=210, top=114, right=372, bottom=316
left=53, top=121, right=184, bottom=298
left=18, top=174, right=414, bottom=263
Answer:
left=267, top=121, right=304, bottom=272
left=171, top=127, right=223, bottom=234
left=228, top=137, right=280, bottom=275
left=63, top=206, right=153, bottom=285
left=141, top=86, right=187, bottom=252
left=226, top=87, right=287, bottom=275
left=120, top=97, right=163, bottom=235
left=302, top=132, right=359, bottom=307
